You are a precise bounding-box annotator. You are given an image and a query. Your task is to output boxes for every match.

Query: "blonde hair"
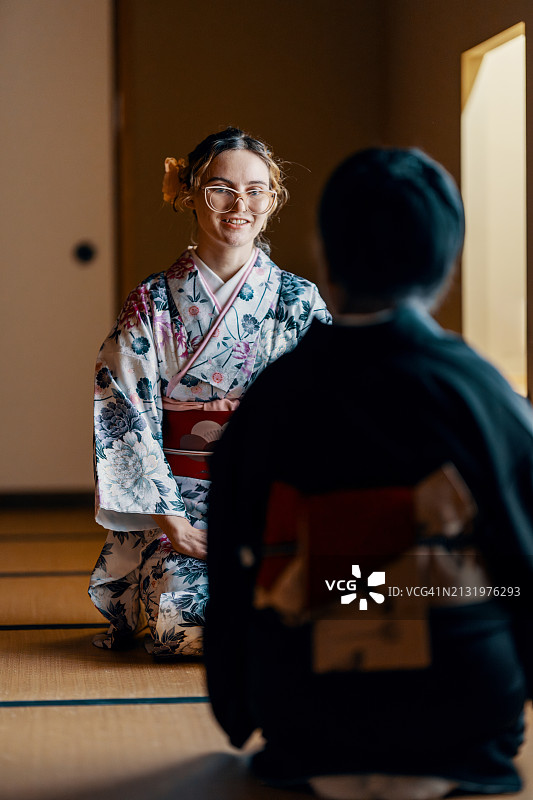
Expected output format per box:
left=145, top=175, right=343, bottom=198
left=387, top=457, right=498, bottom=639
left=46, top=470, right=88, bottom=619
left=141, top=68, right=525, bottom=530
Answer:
left=162, top=127, right=289, bottom=253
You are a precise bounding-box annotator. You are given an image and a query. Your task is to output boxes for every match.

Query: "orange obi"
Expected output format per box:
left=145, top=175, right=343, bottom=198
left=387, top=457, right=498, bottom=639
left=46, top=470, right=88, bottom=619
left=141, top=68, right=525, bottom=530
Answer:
left=162, top=398, right=238, bottom=480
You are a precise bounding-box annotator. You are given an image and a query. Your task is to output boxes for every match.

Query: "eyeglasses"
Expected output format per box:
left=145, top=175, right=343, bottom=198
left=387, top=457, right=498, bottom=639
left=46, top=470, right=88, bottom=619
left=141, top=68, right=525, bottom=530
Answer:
left=203, top=186, right=277, bottom=215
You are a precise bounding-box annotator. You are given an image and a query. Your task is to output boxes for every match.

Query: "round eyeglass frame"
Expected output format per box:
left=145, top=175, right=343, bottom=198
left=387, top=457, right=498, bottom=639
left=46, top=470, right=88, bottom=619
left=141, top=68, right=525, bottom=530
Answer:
left=203, top=185, right=277, bottom=216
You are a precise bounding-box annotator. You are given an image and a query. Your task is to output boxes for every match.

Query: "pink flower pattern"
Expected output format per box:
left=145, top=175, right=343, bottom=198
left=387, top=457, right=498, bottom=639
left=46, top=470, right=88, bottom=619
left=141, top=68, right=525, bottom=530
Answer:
left=158, top=535, right=174, bottom=556
left=232, top=340, right=251, bottom=361
left=119, top=285, right=151, bottom=330
left=239, top=352, right=255, bottom=380
left=167, top=251, right=196, bottom=281
left=174, top=323, right=189, bottom=357
left=153, top=315, right=174, bottom=349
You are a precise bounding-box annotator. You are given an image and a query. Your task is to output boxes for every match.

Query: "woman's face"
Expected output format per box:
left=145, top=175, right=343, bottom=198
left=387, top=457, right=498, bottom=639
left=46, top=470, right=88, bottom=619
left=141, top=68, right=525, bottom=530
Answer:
left=191, top=149, right=272, bottom=259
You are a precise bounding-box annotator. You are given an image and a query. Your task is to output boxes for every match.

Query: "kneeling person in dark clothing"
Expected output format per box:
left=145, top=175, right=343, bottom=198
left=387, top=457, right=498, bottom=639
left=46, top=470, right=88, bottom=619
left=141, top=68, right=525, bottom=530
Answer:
left=205, top=147, right=533, bottom=799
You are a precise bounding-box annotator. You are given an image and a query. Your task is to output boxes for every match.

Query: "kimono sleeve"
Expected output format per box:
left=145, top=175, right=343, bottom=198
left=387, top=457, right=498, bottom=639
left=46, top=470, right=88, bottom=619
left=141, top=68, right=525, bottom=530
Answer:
left=282, top=272, right=331, bottom=330
left=274, top=273, right=331, bottom=357
left=303, top=281, right=332, bottom=331
left=253, top=274, right=331, bottom=375
left=93, top=282, right=187, bottom=531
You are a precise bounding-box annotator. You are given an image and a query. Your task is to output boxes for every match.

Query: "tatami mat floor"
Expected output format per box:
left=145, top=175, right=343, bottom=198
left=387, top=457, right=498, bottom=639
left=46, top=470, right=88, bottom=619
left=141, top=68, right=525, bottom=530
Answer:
left=0, top=508, right=531, bottom=800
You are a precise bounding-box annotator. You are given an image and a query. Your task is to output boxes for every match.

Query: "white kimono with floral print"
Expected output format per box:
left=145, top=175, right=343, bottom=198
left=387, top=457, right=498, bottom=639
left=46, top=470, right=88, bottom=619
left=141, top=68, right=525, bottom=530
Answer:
left=89, top=248, right=331, bottom=656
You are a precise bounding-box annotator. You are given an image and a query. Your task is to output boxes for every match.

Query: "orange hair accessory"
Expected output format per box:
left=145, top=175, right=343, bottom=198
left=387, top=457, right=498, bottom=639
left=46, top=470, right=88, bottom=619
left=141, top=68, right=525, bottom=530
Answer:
left=162, top=157, right=187, bottom=204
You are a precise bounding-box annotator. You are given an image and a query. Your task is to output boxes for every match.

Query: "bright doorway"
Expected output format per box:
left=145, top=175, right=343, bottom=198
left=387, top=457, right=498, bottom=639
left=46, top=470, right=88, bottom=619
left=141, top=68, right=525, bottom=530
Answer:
left=461, top=23, right=527, bottom=395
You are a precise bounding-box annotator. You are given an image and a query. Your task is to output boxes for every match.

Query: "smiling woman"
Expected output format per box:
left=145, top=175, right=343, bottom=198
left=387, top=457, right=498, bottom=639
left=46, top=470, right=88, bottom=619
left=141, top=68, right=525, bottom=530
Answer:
left=187, top=149, right=275, bottom=279
left=88, top=126, right=331, bottom=657
left=164, top=127, right=288, bottom=277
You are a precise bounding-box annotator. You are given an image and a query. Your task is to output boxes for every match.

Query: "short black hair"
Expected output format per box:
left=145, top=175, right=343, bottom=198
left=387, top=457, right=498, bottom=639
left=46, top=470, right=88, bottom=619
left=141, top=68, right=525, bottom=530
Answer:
left=319, top=147, right=465, bottom=309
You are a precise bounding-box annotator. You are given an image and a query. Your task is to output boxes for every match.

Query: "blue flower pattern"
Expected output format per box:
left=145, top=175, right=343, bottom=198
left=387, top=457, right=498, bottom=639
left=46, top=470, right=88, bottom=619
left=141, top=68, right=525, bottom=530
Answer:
left=241, top=314, right=260, bottom=335
left=238, top=283, right=254, bottom=301
left=95, top=396, right=146, bottom=448
left=96, top=367, right=112, bottom=389
left=131, top=336, right=150, bottom=355
left=136, top=377, right=152, bottom=401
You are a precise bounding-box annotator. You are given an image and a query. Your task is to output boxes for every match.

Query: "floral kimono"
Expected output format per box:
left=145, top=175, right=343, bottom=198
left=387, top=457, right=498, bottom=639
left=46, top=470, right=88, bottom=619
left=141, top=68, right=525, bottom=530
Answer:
left=88, top=247, right=331, bottom=656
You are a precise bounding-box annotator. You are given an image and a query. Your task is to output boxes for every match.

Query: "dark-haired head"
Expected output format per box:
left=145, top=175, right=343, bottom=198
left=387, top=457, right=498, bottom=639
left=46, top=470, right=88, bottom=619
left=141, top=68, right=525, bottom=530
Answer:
left=319, top=147, right=465, bottom=312
left=163, top=127, right=288, bottom=254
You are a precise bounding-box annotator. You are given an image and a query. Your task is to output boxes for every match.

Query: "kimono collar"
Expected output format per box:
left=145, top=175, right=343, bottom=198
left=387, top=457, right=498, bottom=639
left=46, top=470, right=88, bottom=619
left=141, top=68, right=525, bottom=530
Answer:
left=192, top=249, right=257, bottom=311
left=166, top=248, right=282, bottom=396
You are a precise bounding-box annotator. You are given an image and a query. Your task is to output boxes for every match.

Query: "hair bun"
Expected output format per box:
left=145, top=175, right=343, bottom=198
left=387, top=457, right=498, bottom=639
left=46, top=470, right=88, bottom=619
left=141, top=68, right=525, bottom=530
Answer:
left=162, top=157, right=187, bottom=203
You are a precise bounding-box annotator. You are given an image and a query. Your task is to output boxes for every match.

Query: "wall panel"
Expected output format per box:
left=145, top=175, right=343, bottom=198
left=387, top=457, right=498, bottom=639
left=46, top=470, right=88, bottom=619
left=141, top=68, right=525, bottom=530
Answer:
left=116, top=0, right=386, bottom=296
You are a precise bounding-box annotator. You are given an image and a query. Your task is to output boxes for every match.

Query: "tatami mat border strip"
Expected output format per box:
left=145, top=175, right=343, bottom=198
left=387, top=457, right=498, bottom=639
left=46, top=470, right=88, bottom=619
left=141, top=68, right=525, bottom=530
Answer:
left=0, top=492, right=93, bottom=509
left=0, top=697, right=210, bottom=708
left=0, top=571, right=90, bottom=578
left=0, top=624, right=108, bottom=630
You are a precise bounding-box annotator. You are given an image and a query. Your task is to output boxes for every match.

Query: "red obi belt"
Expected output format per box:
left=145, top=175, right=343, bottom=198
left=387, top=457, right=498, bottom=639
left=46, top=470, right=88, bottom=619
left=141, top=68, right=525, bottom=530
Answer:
left=257, top=482, right=416, bottom=608
left=162, top=399, right=238, bottom=480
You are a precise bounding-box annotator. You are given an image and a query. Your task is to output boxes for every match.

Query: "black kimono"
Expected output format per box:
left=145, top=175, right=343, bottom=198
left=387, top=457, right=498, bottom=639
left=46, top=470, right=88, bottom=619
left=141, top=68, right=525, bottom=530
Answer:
left=206, top=305, right=533, bottom=794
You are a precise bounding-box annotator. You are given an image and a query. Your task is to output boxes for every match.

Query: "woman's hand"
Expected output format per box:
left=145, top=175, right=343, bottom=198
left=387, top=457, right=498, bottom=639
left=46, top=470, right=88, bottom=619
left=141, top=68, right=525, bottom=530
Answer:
left=152, top=514, right=207, bottom=561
